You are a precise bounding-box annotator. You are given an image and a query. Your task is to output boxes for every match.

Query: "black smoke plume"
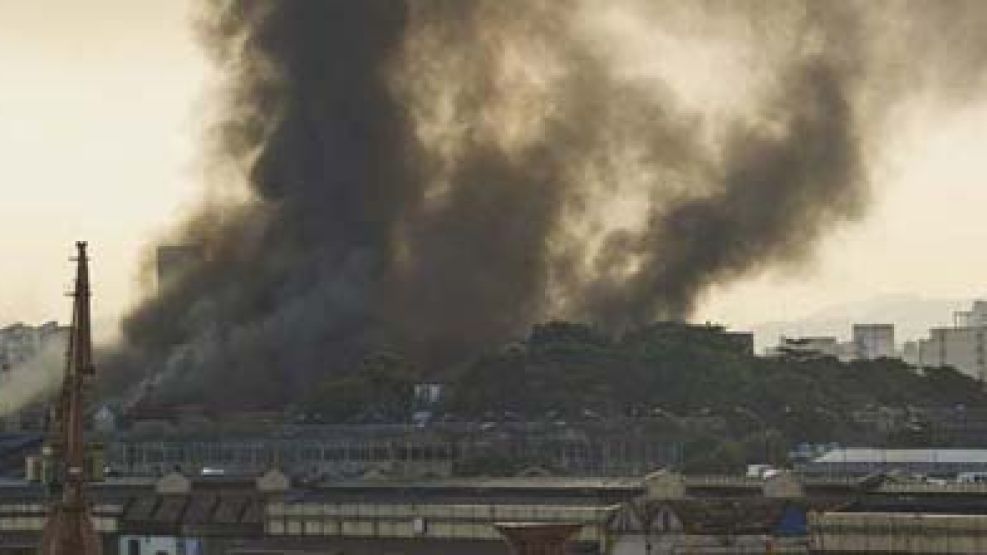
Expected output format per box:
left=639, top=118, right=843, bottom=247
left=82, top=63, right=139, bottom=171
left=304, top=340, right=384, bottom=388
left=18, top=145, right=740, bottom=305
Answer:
left=105, top=1, right=987, bottom=407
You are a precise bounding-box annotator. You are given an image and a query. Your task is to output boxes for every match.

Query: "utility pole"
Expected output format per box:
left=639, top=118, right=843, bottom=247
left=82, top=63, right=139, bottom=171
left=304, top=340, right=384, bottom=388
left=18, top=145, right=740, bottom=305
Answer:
left=38, top=241, right=102, bottom=555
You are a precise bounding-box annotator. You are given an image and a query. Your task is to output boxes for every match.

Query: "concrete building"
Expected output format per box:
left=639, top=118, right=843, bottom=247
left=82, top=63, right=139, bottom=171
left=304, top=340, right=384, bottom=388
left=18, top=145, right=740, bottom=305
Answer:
left=901, top=340, right=920, bottom=366
left=918, top=326, right=987, bottom=380
left=911, top=300, right=987, bottom=380
left=772, top=326, right=897, bottom=363
left=0, top=321, right=68, bottom=371
left=772, top=336, right=845, bottom=360
left=954, top=300, right=987, bottom=327
left=852, top=324, right=895, bottom=360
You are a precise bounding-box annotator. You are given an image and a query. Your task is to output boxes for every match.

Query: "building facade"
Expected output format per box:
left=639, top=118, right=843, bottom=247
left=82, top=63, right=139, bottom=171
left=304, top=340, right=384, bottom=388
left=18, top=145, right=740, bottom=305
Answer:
left=911, top=300, right=987, bottom=380
left=772, top=336, right=846, bottom=360
left=852, top=324, right=895, bottom=360
left=99, top=419, right=684, bottom=480
left=919, top=326, right=987, bottom=381
left=0, top=321, right=68, bottom=371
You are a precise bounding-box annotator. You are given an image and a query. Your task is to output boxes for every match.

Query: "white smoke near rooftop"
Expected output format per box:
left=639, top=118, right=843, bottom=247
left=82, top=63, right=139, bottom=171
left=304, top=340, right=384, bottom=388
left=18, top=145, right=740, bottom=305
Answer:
left=0, top=339, right=64, bottom=416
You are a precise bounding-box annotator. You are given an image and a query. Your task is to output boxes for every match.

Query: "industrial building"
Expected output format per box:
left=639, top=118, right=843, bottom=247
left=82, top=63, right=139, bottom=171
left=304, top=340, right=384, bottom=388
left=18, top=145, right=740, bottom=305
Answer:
left=0, top=469, right=823, bottom=555
left=797, top=448, right=987, bottom=478
left=94, top=416, right=685, bottom=480
left=5, top=461, right=987, bottom=553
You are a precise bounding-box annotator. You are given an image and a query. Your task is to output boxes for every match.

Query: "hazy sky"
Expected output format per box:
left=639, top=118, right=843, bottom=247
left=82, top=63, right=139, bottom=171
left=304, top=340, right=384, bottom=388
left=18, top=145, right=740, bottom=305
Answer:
left=2, top=0, right=987, bottom=340
left=0, top=0, right=206, bottom=339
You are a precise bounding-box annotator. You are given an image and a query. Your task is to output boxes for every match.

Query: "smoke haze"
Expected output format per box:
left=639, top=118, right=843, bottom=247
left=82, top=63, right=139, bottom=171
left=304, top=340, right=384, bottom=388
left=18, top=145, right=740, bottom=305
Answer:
left=107, top=0, right=987, bottom=406
left=0, top=340, right=64, bottom=416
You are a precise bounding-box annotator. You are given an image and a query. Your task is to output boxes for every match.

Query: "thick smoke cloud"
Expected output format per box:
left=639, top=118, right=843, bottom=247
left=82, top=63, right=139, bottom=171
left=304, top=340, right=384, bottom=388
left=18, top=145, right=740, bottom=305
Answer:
left=577, top=56, right=864, bottom=325
left=107, top=0, right=987, bottom=407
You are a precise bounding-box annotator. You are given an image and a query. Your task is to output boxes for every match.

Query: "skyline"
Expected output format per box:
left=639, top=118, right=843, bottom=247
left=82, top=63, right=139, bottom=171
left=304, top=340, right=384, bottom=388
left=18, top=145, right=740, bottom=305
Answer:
left=3, top=1, right=987, bottom=342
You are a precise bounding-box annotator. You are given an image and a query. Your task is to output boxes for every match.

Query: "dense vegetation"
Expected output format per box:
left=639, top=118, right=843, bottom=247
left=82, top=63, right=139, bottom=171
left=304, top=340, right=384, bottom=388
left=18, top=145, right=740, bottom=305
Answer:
left=107, top=320, right=983, bottom=473
left=302, top=321, right=987, bottom=444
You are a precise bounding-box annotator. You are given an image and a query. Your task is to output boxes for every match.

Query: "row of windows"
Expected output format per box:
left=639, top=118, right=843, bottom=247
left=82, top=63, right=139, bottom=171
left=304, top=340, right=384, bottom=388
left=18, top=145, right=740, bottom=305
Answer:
left=112, top=441, right=679, bottom=466
left=111, top=443, right=460, bottom=464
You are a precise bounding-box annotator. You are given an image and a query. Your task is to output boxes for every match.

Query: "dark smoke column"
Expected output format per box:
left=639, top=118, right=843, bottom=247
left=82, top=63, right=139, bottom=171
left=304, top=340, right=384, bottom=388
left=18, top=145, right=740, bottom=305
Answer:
left=108, top=1, right=877, bottom=408
left=576, top=56, right=866, bottom=327
left=115, top=1, right=423, bottom=407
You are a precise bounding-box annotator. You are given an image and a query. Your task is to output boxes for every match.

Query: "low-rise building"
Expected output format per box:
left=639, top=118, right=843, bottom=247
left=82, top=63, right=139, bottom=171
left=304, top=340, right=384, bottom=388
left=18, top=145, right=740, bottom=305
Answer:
left=98, top=418, right=684, bottom=480
left=772, top=336, right=845, bottom=360
left=12, top=466, right=987, bottom=554
left=797, top=448, right=987, bottom=478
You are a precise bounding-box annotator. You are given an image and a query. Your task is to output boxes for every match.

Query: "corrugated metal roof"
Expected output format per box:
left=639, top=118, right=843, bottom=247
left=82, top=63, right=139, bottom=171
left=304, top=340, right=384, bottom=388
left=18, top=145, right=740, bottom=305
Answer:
left=183, top=494, right=218, bottom=525
left=153, top=496, right=188, bottom=523
left=124, top=495, right=160, bottom=521
left=814, top=448, right=987, bottom=464
left=320, top=476, right=644, bottom=490
left=213, top=496, right=249, bottom=524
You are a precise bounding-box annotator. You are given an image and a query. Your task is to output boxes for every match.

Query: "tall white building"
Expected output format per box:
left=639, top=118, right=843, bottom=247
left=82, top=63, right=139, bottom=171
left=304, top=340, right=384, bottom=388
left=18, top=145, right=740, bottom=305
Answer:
left=955, top=300, right=987, bottom=327
left=852, top=324, right=895, bottom=360
left=919, top=326, right=987, bottom=381
left=914, top=301, right=987, bottom=381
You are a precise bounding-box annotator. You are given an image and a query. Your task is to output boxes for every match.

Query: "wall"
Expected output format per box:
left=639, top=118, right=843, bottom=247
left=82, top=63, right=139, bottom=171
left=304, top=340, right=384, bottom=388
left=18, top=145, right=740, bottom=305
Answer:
left=920, top=327, right=986, bottom=380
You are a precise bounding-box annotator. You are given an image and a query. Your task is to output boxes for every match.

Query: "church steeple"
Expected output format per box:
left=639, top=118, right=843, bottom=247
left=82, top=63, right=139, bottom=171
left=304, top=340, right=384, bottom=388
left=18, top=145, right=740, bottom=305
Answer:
left=39, top=241, right=102, bottom=555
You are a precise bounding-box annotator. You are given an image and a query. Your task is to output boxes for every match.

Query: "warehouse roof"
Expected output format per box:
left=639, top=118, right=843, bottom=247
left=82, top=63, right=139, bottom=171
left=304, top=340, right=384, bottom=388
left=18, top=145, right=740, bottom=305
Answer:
left=814, top=448, right=987, bottom=464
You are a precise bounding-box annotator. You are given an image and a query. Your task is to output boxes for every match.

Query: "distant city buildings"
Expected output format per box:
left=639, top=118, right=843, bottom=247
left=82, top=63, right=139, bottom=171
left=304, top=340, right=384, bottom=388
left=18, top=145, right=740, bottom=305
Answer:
left=954, top=300, right=987, bottom=327
left=0, top=321, right=68, bottom=371
left=769, top=324, right=894, bottom=362
left=911, top=300, right=987, bottom=381
left=852, top=324, right=895, bottom=360
left=772, top=336, right=846, bottom=360
left=765, top=300, right=987, bottom=382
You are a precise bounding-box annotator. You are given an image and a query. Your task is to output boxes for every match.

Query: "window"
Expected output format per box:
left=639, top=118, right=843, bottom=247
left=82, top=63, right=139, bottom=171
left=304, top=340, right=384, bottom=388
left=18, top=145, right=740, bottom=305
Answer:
left=127, top=539, right=140, bottom=555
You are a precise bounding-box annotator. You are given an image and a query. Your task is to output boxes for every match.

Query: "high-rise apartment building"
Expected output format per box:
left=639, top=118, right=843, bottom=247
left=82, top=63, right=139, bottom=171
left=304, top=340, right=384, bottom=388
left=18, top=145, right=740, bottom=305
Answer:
left=852, top=324, right=895, bottom=360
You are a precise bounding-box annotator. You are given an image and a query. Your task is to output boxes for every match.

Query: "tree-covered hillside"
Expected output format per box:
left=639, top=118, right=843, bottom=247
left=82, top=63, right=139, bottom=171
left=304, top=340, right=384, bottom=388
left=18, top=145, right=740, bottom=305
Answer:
left=302, top=321, right=987, bottom=445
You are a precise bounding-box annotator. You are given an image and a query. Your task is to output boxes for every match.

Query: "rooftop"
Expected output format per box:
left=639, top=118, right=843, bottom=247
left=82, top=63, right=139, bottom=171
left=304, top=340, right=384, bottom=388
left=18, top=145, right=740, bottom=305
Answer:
left=814, top=448, right=987, bottom=464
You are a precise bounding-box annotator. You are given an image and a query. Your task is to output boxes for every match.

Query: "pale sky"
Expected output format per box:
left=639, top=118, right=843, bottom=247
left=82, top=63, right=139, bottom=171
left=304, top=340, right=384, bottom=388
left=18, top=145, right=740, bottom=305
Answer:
left=2, top=1, right=987, bottom=341
left=0, top=0, right=206, bottom=339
